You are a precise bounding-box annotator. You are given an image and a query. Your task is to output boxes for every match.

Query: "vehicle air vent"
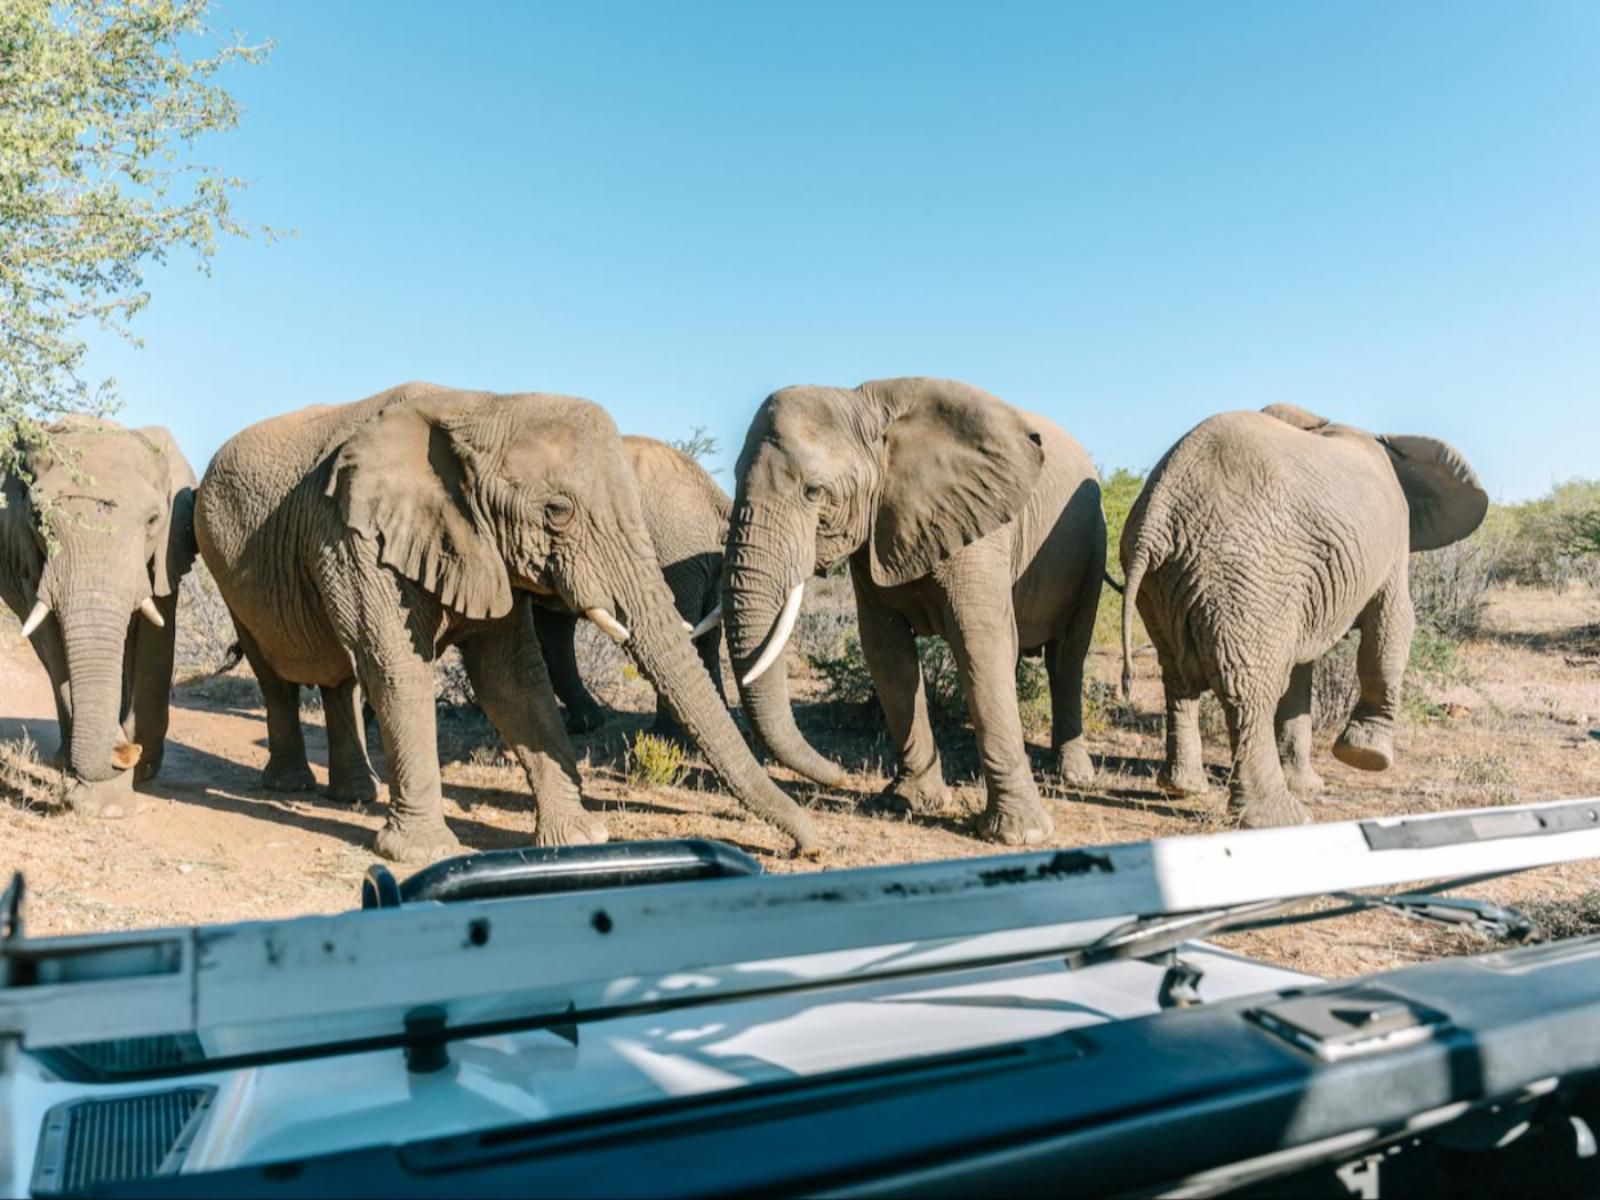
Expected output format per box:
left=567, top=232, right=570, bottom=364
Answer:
left=30, top=1086, right=215, bottom=1196
left=35, top=1033, right=207, bottom=1082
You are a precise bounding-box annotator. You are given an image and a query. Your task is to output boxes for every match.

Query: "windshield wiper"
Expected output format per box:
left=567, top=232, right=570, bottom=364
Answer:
left=1064, top=870, right=1544, bottom=1008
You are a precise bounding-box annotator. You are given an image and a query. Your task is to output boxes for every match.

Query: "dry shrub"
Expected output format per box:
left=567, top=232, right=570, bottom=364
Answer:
left=1312, top=636, right=1361, bottom=734
left=175, top=559, right=240, bottom=678
left=626, top=732, right=690, bottom=790
left=0, top=733, right=63, bottom=811
left=1409, top=539, right=1501, bottom=641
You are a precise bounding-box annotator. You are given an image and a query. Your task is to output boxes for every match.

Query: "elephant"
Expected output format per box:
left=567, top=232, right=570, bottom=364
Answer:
left=0, top=417, right=197, bottom=815
left=1119, top=403, right=1488, bottom=829
left=194, top=382, right=817, bottom=863
left=533, top=435, right=730, bottom=739
left=723, top=377, right=1106, bottom=847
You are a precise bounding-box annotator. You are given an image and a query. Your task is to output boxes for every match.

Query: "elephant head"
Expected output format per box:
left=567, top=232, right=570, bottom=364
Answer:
left=722, top=377, right=1044, bottom=785
left=1260, top=404, right=1489, bottom=549
left=1, top=418, right=196, bottom=789
left=325, top=389, right=816, bottom=850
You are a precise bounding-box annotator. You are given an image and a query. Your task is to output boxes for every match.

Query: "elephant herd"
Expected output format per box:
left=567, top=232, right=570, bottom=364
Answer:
left=0, top=378, right=1488, bottom=863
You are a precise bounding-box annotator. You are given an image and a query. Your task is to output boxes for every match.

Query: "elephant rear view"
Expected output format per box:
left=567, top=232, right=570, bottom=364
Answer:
left=1120, top=403, right=1488, bottom=828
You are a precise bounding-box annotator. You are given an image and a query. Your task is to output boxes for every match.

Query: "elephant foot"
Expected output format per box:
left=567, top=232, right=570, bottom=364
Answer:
left=134, top=754, right=163, bottom=785
left=1284, top=764, right=1325, bottom=796
left=326, top=769, right=381, bottom=806
left=373, top=819, right=463, bottom=864
left=873, top=767, right=955, bottom=817
left=1053, top=741, right=1096, bottom=790
left=65, top=771, right=139, bottom=820
left=1333, top=721, right=1394, bottom=772
left=1157, top=762, right=1210, bottom=797
left=534, top=803, right=609, bottom=848
left=977, top=798, right=1055, bottom=846
left=1229, top=789, right=1312, bottom=830
left=564, top=703, right=608, bottom=735
left=262, top=757, right=318, bottom=793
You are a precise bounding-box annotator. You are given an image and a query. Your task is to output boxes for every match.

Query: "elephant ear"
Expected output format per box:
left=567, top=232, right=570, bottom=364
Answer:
left=1261, top=403, right=1330, bottom=432
left=0, top=459, right=40, bottom=591
left=136, top=427, right=198, bottom=598
left=326, top=396, right=512, bottom=621
left=1379, top=434, right=1489, bottom=551
left=868, top=382, right=1044, bottom=588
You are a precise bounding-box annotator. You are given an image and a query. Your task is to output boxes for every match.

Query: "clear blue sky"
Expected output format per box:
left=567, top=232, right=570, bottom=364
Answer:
left=94, top=1, right=1599, bottom=500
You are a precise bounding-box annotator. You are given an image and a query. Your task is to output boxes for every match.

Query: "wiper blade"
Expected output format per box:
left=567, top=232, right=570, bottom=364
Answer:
left=1064, top=871, right=1544, bottom=977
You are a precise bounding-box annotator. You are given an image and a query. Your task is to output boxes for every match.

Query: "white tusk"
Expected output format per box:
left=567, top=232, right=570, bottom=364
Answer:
left=19, top=600, right=50, bottom=638
left=585, top=607, right=631, bottom=644
left=740, top=583, right=804, bottom=687
left=681, top=619, right=694, bottom=633
left=688, top=605, right=722, bottom=640
left=137, top=597, right=165, bottom=629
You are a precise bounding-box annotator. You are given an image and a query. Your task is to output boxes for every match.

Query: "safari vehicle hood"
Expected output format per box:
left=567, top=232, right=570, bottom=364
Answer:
left=3, top=798, right=1600, bottom=1198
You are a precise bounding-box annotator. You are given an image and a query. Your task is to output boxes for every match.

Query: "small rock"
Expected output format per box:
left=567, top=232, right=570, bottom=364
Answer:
left=176, top=863, right=193, bottom=875
left=1439, top=685, right=1481, bottom=719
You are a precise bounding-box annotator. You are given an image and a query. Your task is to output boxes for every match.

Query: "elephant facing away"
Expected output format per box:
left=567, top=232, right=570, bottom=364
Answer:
left=1120, top=404, right=1488, bottom=829
left=534, top=435, right=730, bottom=739
left=723, top=377, right=1106, bottom=847
left=195, top=383, right=817, bottom=863
left=0, top=418, right=197, bottom=815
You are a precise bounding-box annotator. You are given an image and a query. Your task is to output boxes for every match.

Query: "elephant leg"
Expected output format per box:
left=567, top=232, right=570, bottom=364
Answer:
left=944, top=582, right=1053, bottom=846
left=1044, top=606, right=1097, bottom=788
left=320, top=678, right=379, bottom=804
left=122, top=592, right=179, bottom=783
left=233, top=623, right=317, bottom=793
left=857, top=597, right=951, bottom=816
left=1275, top=660, right=1323, bottom=796
left=532, top=608, right=606, bottom=734
left=1334, top=565, right=1412, bottom=772
left=459, top=606, right=606, bottom=847
left=1221, top=673, right=1310, bottom=829
left=353, top=648, right=461, bottom=863
left=1158, top=664, right=1209, bottom=797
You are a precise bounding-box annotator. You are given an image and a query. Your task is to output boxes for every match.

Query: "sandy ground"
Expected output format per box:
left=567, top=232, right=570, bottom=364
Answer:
left=2, top=584, right=1598, bottom=978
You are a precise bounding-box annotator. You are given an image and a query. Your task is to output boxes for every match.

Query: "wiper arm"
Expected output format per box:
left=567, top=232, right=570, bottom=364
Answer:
left=1063, top=871, right=1545, bottom=1008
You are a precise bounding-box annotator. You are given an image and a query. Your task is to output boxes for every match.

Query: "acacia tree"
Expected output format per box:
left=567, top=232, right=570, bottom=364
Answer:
left=0, top=0, right=271, bottom=465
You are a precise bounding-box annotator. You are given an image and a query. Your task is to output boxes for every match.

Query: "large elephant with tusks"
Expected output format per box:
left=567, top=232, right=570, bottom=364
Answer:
left=195, top=383, right=817, bottom=863
left=0, top=418, right=196, bottom=815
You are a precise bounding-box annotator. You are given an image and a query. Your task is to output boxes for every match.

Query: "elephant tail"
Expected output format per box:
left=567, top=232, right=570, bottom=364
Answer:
left=1102, top=569, right=1124, bottom=595
left=216, top=641, right=244, bottom=676
left=1120, top=552, right=1147, bottom=700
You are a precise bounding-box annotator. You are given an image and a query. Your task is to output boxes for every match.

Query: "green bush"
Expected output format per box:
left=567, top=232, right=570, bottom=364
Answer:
left=1488, top=478, right=1600, bottom=589
left=626, top=732, right=691, bottom=790
left=1095, top=467, right=1146, bottom=648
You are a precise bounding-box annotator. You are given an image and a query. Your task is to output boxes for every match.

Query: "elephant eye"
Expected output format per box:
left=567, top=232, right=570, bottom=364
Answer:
left=803, top=482, right=827, bottom=504
left=544, top=496, right=575, bottom=530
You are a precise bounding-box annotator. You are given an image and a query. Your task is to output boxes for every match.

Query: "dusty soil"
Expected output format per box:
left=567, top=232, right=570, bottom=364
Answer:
left=2, top=584, right=1598, bottom=979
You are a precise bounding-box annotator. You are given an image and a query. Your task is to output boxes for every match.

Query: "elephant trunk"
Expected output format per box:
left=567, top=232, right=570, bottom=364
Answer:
left=56, top=590, right=136, bottom=783
left=617, top=571, right=819, bottom=855
left=722, top=520, right=848, bottom=789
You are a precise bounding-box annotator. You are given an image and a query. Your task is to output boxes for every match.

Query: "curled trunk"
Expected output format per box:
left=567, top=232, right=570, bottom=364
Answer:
left=618, top=573, right=818, bottom=854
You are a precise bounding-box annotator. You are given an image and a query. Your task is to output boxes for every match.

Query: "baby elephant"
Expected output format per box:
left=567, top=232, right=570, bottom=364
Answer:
left=1121, top=404, right=1487, bottom=828
left=533, top=435, right=730, bottom=738
left=1, top=418, right=197, bottom=815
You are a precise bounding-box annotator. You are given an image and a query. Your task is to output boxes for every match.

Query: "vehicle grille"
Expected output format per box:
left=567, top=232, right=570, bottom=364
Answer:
left=31, top=1086, right=214, bottom=1195
left=38, top=1033, right=208, bottom=1081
